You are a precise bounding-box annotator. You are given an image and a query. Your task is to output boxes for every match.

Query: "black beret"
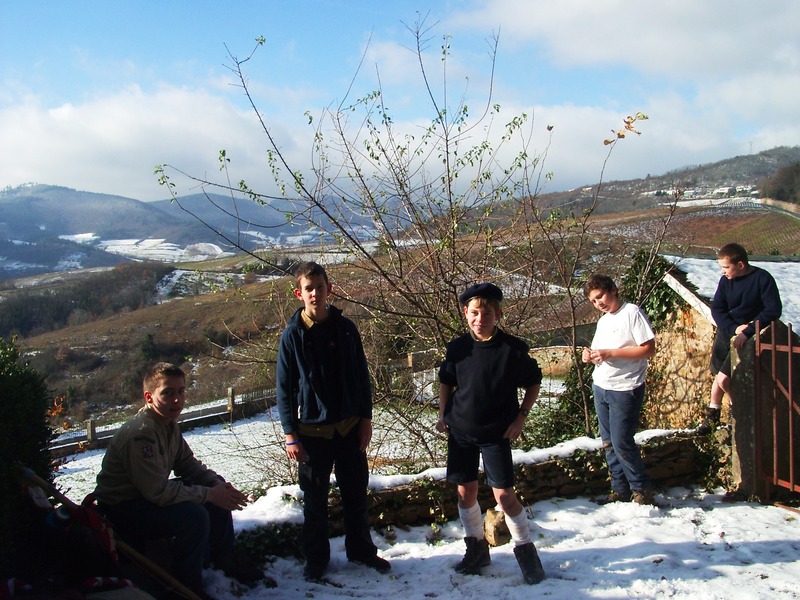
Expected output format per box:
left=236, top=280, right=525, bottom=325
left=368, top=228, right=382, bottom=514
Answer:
left=459, top=282, right=503, bottom=305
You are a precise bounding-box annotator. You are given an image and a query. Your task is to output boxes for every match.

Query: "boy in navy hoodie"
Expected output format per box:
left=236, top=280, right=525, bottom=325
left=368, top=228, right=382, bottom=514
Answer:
left=276, top=262, right=389, bottom=581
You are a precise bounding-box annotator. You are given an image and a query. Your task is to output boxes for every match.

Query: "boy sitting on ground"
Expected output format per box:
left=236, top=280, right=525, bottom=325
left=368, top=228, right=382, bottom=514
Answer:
left=93, top=362, right=267, bottom=599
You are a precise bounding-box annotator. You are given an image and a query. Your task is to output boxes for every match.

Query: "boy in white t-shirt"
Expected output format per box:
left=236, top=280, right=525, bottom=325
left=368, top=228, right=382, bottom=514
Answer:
left=582, top=274, right=656, bottom=505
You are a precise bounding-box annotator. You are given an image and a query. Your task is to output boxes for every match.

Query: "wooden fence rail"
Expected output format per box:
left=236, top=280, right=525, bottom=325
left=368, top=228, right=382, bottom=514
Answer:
left=50, top=387, right=276, bottom=458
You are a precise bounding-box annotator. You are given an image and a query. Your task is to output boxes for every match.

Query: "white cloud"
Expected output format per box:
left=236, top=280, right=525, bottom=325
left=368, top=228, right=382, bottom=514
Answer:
left=702, top=72, right=800, bottom=123
left=0, top=84, right=314, bottom=201
left=2, top=2, right=798, bottom=202
left=451, top=1, right=800, bottom=78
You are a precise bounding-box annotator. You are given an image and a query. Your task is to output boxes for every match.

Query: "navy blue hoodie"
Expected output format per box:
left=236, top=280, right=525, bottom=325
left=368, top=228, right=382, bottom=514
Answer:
left=276, top=305, right=372, bottom=434
left=711, top=266, right=782, bottom=338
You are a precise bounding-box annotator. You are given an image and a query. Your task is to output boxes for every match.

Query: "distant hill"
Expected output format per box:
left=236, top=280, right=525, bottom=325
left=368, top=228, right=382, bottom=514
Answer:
left=0, top=185, right=311, bottom=280
left=541, top=145, right=800, bottom=215
left=14, top=193, right=800, bottom=417
left=0, top=184, right=193, bottom=241
left=149, top=192, right=295, bottom=231
left=2, top=145, right=799, bottom=280
left=658, top=146, right=800, bottom=186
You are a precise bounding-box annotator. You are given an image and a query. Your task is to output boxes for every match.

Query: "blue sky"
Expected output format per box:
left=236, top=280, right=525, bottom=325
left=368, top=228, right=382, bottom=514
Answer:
left=2, top=1, right=799, bottom=201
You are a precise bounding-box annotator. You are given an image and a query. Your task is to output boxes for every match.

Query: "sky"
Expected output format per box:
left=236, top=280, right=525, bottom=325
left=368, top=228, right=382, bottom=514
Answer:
left=2, top=1, right=799, bottom=202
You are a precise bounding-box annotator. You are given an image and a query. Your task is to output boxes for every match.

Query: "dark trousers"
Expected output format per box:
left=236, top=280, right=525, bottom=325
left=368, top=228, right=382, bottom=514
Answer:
left=298, top=426, right=377, bottom=566
left=100, top=497, right=234, bottom=591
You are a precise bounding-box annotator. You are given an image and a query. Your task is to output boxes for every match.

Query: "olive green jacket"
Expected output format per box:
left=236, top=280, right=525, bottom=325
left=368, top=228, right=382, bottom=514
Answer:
left=94, top=406, right=222, bottom=506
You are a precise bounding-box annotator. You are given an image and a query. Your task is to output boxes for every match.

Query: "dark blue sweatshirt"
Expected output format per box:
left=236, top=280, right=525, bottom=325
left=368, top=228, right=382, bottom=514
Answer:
left=276, top=305, right=372, bottom=434
left=711, top=266, right=782, bottom=338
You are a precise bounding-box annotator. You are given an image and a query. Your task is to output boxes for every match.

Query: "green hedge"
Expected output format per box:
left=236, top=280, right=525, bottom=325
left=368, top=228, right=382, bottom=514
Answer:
left=0, top=337, right=53, bottom=576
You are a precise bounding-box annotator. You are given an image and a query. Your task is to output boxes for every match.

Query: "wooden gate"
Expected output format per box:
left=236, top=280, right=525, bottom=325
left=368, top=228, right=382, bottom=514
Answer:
left=753, top=321, right=800, bottom=500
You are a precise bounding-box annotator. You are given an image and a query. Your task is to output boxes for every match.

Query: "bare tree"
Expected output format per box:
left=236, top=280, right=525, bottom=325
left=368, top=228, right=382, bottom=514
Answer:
left=156, top=21, right=555, bottom=351
left=155, top=19, right=674, bottom=462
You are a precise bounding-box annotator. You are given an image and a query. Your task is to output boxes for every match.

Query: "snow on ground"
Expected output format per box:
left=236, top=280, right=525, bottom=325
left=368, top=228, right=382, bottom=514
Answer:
left=154, top=269, right=186, bottom=300
left=60, top=233, right=235, bottom=263
left=59, top=233, right=100, bottom=244
left=48, top=252, right=800, bottom=599
left=55, top=413, right=800, bottom=599
left=220, top=489, right=800, bottom=600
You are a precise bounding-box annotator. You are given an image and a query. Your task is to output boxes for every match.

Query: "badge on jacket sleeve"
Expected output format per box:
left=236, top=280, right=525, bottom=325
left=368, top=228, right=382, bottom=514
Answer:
left=141, top=444, right=154, bottom=459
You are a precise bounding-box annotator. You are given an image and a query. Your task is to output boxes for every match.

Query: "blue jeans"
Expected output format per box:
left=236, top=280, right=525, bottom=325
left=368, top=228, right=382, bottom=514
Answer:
left=593, top=384, right=651, bottom=494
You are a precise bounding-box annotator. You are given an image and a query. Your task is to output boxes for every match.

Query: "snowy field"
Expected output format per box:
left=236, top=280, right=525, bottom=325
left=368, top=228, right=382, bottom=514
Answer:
left=231, top=488, right=800, bottom=600
left=55, top=412, right=800, bottom=600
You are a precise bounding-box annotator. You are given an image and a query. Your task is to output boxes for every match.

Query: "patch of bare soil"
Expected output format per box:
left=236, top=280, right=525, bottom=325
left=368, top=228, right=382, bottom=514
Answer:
left=593, top=206, right=800, bottom=256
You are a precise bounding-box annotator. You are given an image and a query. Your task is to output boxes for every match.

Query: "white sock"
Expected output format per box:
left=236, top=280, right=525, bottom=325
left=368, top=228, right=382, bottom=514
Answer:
left=505, top=509, right=531, bottom=546
left=458, top=503, right=484, bottom=538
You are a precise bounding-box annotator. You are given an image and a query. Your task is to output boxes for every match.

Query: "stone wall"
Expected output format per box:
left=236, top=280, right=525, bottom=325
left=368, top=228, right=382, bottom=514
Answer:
left=308, top=431, right=720, bottom=538
left=240, top=431, right=724, bottom=558
left=644, top=305, right=716, bottom=430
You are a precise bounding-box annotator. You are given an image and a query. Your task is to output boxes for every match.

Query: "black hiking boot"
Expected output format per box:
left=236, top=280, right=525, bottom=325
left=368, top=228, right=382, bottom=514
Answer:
left=303, top=560, right=328, bottom=581
left=696, top=406, right=721, bottom=434
left=513, top=542, right=546, bottom=584
left=349, top=553, right=391, bottom=574
left=454, top=536, right=490, bottom=574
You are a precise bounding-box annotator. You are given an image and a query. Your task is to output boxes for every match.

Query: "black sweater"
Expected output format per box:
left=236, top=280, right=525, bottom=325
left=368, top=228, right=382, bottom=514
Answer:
left=438, top=329, right=542, bottom=441
left=711, top=266, right=782, bottom=338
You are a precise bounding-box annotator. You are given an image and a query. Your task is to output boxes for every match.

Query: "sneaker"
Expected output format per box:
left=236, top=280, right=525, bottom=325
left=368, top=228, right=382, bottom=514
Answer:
left=696, top=406, right=721, bottom=434
left=632, top=488, right=655, bottom=506
left=349, top=554, right=391, bottom=574
left=454, top=536, right=490, bottom=574
left=513, top=542, right=546, bottom=585
left=303, top=560, right=328, bottom=581
left=596, top=490, right=632, bottom=505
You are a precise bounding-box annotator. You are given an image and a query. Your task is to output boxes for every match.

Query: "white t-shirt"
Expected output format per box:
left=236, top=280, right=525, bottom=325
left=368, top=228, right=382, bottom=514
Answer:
left=590, top=301, right=655, bottom=392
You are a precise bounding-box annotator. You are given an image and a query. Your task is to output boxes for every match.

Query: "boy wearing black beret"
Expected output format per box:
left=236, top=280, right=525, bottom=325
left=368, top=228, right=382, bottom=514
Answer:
left=437, top=283, right=546, bottom=585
